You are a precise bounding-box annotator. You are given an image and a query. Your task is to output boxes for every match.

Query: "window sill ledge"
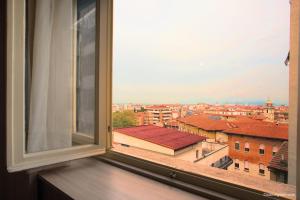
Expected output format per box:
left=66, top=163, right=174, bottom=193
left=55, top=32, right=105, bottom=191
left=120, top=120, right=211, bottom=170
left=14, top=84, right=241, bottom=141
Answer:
left=38, top=158, right=218, bottom=200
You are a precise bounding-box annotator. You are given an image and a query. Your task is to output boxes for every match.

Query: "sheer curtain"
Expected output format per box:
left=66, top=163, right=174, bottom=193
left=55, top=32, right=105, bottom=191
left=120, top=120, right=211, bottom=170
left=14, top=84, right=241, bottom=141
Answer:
left=27, top=0, right=73, bottom=153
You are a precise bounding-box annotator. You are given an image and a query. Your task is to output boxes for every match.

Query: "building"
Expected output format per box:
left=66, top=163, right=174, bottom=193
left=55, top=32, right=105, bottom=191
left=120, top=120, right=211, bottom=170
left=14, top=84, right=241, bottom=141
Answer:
left=263, top=99, right=275, bottom=122
left=113, top=125, right=206, bottom=156
left=268, top=141, right=288, bottom=183
left=177, top=114, right=232, bottom=142
left=144, top=105, right=172, bottom=126
left=135, top=112, right=146, bottom=126
left=224, top=124, right=288, bottom=180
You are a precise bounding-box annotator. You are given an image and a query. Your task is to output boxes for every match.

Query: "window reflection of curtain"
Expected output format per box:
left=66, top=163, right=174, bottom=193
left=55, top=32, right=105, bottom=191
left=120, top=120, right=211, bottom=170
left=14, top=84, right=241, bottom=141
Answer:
left=27, top=0, right=73, bottom=153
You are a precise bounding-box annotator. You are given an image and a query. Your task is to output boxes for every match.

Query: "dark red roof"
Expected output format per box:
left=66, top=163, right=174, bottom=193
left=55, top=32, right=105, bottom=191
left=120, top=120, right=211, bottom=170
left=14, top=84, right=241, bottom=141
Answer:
left=268, top=141, right=288, bottom=172
left=114, top=125, right=206, bottom=151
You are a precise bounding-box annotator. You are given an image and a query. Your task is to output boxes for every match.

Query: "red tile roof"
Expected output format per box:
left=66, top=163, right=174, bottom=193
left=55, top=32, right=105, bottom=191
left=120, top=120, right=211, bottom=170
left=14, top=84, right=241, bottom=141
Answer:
left=114, top=125, right=206, bottom=151
left=223, top=124, right=288, bottom=140
left=178, top=114, right=288, bottom=140
left=268, top=141, right=288, bottom=172
left=177, top=115, right=232, bottom=131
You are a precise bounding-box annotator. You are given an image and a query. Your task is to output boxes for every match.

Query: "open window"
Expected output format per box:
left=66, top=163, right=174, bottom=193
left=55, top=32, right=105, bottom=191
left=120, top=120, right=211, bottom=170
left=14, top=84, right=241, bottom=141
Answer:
left=7, top=0, right=113, bottom=172
left=244, top=142, right=250, bottom=152
left=5, top=0, right=299, bottom=199
left=110, top=0, right=297, bottom=199
left=259, top=163, right=265, bottom=175
left=259, top=144, right=265, bottom=155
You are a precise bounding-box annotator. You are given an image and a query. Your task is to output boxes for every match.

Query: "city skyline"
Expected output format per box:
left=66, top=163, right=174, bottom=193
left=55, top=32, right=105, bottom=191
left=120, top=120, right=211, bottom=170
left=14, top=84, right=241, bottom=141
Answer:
left=113, top=0, right=290, bottom=105
left=112, top=99, right=288, bottom=106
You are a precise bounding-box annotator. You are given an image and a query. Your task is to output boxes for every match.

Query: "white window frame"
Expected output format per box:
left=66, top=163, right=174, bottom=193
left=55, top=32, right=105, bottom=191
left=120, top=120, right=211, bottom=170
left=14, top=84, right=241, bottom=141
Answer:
left=244, top=160, right=249, bottom=172
left=259, top=163, right=265, bottom=175
left=244, top=142, right=250, bottom=152
left=6, top=0, right=113, bottom=172
left=234, top=141, right=240, bottom=150
left=272, top=146, right=278, bottom=157
left=259, top=144, right=265, bottom=155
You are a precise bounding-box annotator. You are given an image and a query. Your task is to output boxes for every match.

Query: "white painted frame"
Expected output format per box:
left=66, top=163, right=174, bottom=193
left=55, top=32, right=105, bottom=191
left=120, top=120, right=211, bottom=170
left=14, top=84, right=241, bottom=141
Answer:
left=6, top=0, right=113, bottom=172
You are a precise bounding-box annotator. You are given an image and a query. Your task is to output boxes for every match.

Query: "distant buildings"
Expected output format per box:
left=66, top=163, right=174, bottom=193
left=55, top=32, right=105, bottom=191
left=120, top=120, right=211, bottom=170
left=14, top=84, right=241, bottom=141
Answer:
left=263, top=99, right=275, bottom=122
left=112, top=101, right=289, bottom=183
left=177, top=114, right=230, bottom=143
left=144, top=105, right=172, bottom=126
left=177, top=111, right=288, bottom=180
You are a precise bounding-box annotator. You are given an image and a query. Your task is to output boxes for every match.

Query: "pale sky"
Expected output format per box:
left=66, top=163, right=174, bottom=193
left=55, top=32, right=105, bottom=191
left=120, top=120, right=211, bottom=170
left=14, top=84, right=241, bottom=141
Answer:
left=113, top=0, right=290, bottom=105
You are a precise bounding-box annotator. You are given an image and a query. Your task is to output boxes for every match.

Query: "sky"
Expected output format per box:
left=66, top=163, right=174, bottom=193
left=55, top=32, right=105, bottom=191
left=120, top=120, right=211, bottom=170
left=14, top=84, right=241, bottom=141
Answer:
left=113, top=0, right=290, bottom=105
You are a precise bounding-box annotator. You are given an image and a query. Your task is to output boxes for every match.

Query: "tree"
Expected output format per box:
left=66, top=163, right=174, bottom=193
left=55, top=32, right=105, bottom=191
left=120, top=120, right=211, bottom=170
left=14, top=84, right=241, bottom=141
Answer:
left=113, top=110, right=138, bottom=128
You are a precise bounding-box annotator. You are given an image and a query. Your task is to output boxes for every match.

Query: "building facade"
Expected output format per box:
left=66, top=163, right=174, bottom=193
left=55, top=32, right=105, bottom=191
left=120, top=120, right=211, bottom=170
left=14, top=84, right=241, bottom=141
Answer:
left=268, top=141, right=288, bottom=183
left=144, top=105, right=172, bottom=126
left=224, top=125, right=288, bottom=180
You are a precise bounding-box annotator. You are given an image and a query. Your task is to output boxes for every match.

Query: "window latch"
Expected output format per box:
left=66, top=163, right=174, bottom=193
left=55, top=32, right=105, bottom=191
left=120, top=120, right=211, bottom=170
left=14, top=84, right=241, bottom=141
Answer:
left=169, top=171, right=177, bottom=179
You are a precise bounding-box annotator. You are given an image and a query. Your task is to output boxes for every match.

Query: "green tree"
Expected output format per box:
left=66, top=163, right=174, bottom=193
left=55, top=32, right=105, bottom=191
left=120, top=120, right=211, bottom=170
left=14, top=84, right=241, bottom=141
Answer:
left=113, top=110, right=138, bottom=128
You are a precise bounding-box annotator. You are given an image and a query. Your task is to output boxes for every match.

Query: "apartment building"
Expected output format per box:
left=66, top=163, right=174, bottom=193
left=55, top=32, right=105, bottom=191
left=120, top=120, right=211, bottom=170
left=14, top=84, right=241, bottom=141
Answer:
left=224, top=124, right=288, bottom=180
left=144, top=105, right=172, bottom=126
left=177, top=114, right=232, bottom=142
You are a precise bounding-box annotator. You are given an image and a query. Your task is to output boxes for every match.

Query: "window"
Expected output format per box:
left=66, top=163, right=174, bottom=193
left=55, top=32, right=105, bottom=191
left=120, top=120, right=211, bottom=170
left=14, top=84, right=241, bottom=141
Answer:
left=259, top=164, right=265, bottom=175
left=7, top=0, right=113, bottom=172
left=6, top=0, right=297, bottom=199
left=259, top=144, right=265, bottom=155
left=110, top=1, right=298, bottom=198
left=235, top=141, right=240, bottom=150
left=244, top=142, right=250, bottom=152
left=272, top=146, right=278, bottom=157
left=234, top=159, right=240, bottom=169
left=244, top=161, right=249, bottom=172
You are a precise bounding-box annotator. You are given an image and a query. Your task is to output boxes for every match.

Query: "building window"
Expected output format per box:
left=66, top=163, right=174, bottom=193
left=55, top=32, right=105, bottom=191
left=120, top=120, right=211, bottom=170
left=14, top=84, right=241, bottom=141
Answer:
left=244, top=142, right=250, bottom=152
left=234, top=159, right=240, bottom=169
left=235, top=141, right=240, bottom=150
left=244, top=161, right=249, bottom=172
left=259, top=144, right=265, bottom=155
left=259, top=164, right=265, bottom=175
left=272, top=146, right=278, bottom=157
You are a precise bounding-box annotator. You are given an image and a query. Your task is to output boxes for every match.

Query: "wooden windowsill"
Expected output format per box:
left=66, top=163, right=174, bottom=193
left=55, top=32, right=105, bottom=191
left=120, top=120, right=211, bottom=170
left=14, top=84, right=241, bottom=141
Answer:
left=39, top=158, right=214, bottom=200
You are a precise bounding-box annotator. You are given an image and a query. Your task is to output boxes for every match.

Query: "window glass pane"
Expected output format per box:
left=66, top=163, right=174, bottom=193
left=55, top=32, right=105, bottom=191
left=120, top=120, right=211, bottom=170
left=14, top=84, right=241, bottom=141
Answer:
left=76, top=0, right=96, bottom=136
left=235, top=142, right=240, bottom=150
left=25, top=0, right=96, bottom=153
left=112, top=0, right=294, bottom=197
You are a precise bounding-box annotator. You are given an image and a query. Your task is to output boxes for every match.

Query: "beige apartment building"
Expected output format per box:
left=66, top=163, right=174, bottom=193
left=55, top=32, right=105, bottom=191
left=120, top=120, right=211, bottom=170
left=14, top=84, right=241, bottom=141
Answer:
left=144, top=105, right=172, bottom=126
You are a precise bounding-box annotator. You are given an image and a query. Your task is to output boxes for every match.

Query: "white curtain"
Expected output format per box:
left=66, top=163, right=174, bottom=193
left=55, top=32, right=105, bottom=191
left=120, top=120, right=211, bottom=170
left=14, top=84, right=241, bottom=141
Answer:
left=27, top=0, right=73, bottom=153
